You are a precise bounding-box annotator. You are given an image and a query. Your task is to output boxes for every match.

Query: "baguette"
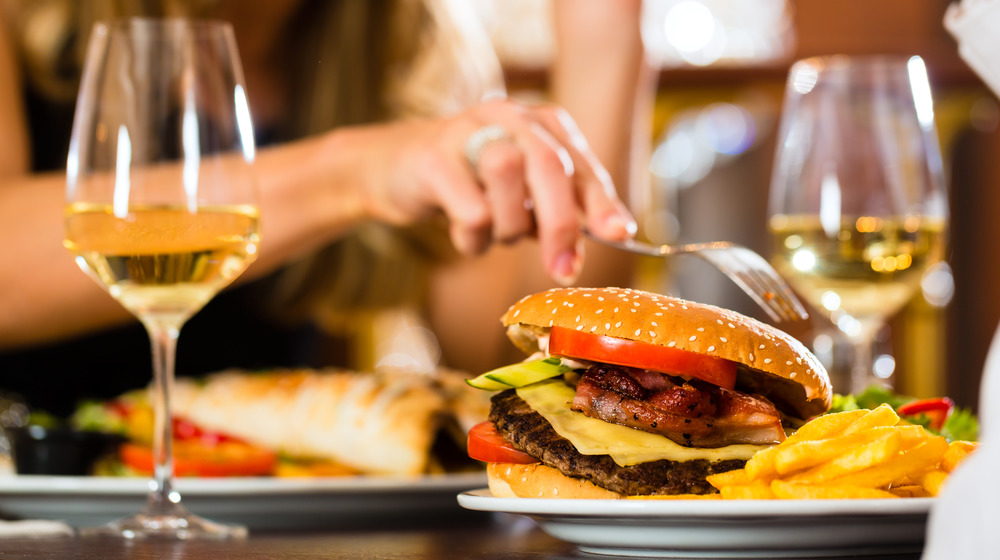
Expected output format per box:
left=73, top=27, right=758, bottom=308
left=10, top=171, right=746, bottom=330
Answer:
left=171, top=368, right=455, bottom=475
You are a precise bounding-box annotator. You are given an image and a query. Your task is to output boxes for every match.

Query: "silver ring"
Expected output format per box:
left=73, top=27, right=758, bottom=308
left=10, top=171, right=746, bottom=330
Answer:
left=465, top=125, right=510, bottom=172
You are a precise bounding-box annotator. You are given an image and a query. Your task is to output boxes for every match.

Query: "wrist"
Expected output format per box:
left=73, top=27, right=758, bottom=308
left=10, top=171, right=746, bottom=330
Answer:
left=314, top=128, right=370, bottom=227
left=251, top=129, right=369, bottom=269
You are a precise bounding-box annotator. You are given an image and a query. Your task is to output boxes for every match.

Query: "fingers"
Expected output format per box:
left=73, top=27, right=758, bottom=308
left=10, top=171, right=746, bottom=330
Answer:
left=410, top=98, right=635, bottom=285
left=475, top=140, right=534, bottom=243
left=515, top=121, right=585, bottom=284
left=490, top=103, right=635, bottom=283
left=416, top=148, right=493, bottom=256
left=531, top=105, right=636, bottom=240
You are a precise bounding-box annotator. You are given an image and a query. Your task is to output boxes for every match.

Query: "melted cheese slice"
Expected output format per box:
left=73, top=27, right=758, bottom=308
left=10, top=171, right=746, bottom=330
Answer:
left=516, top=380, right=770, bottom=467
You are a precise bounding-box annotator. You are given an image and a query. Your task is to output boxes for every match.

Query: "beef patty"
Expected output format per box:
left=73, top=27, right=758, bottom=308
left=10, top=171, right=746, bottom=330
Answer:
left=489, top=389, right=746, bottom=496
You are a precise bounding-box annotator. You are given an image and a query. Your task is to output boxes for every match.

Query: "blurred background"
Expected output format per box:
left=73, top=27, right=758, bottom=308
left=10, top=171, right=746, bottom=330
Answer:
left=474, top=0, right=997, bottom=411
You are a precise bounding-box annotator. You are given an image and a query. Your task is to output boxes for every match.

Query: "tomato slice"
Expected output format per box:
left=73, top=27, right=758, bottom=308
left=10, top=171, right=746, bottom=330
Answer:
left=173, top=416, right=244, bottom=445
left=119, top=441, right=277, bottom=477
left=467, top=422, right=538, bottom=464
left=547, top=326, right=737, bottom=389
left=897, top=397, right=954, bottom=431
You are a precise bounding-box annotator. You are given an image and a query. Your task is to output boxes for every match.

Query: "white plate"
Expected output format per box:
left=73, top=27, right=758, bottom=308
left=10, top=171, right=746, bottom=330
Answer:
left=458, top=488, right=932, bottom=558
left=0, top=472, right=486, bottom=530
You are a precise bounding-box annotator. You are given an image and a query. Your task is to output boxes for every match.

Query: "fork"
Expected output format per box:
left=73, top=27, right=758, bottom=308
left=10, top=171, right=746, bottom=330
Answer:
left=583, top=230, right=809, bottom=323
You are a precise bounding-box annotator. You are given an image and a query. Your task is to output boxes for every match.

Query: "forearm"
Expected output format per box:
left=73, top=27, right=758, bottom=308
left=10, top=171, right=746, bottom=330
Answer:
left=550, top=0, right=655, bottom=198
left=550, top=0, right=655, bottom=288
left=247, top=130, right=368, bottom=277
left=0, top=171, right=133, bottom=349
left=0, top=129, right=370, bottom=349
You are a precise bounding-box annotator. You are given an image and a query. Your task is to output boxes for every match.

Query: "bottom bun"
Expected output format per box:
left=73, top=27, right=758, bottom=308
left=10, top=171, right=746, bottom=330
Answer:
left=487, top=462, right=623, bottom=499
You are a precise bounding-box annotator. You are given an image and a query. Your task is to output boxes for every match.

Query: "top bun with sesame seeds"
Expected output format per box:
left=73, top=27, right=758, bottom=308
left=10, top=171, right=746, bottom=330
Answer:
left=501, top=286, right=830, bottom=419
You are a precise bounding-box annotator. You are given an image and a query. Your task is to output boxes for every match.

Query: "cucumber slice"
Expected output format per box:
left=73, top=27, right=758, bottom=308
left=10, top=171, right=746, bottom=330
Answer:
left=466, top=358, right=572, bottom=391
left=465, top=375, right=511, bottom=391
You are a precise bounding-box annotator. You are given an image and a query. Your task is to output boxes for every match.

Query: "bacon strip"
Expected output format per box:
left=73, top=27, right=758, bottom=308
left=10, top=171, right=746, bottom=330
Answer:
left=571, top=366, right=786, bottom=448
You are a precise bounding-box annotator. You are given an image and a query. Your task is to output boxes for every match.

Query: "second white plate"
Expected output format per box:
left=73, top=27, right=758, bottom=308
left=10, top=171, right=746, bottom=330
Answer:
left=0, top=473, right=487, bottom=530
left=458, top=488, right=932, bottom=558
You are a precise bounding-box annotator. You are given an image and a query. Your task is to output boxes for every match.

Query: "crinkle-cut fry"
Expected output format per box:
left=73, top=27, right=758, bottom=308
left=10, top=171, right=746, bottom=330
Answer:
left=920, top=469, right=948, bottom=496
left=774, top=427, right=898, bottom=475
left=706, top=468, right=751, bottom=488
left=831, top=436, right=949, bottom=489
left=841, top=404, right=900, bottom=435
left=888, top=485, right=931, bottom=498
left=941, top=441, right=979, bottom=472
left=721, top=485, right=775, bottom=500
left=771, top=480, right=898, bottom=500
left=786, top=430, right=902, bottom=484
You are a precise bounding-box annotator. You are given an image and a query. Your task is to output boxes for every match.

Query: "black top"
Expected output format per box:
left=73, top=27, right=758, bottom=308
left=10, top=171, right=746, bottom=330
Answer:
left=0, top=282, right=336, bottom=416
left=0, top=93, right=338, bottom=416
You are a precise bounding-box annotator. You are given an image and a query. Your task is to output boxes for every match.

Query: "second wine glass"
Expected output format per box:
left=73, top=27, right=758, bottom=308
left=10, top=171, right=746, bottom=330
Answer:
left=767, top=55, right=948, bottom=393
left=63, top=18, right=259, bottom=539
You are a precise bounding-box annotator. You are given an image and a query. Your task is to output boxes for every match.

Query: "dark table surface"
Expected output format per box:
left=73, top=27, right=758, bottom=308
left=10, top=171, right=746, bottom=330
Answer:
left=0, top=512, right=925, bottom=560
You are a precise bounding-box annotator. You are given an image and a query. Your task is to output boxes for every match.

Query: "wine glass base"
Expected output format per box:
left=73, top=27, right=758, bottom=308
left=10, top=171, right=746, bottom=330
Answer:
left=79, top=511, right=247, bottom=540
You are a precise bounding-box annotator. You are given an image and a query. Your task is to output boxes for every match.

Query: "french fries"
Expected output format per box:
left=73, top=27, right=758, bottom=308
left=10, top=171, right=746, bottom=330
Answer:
left=941, top=440, right=977, bottom=472
left=709, top=404, right=979, bottom=499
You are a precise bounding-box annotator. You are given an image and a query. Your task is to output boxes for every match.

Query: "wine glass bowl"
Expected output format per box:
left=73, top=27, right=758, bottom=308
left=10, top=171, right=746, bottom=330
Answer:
left=63, top=18, right=258, bottom=539
left=767, top=55, right=948, bottom=393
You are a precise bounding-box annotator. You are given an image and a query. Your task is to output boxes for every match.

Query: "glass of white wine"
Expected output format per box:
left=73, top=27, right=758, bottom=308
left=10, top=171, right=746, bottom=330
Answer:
left=768, top=55, right=948, bottom=393
left=63, top=19, right=258, bottom=539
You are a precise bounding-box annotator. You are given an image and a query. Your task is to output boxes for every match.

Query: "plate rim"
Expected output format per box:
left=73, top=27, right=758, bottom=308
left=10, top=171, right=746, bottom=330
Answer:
left=0, top=472, right=487, bottom=496
left=457, top=487, right=934, bottom=518
left=458, top=488, right=931, bottom=558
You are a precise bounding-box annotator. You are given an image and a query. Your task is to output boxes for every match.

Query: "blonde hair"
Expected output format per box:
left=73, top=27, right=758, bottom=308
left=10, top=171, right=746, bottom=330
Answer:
left=2, top=0, right=219, bottom=101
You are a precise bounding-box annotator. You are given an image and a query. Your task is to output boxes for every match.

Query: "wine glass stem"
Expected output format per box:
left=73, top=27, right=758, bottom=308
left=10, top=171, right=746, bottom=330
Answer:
left=849, top=334, right=874, bottom=393
left=848, top=319, right=887, bottom=393
left=143, top=319, right=185, bottom=516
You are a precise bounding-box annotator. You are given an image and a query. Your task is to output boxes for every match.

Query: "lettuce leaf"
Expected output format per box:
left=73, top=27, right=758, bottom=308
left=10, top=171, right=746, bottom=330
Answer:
left=70, top=400, right=127, bottom=435
left=940, top=407, right=979, bottom=443
left=827, top=386, right=979, bottom=442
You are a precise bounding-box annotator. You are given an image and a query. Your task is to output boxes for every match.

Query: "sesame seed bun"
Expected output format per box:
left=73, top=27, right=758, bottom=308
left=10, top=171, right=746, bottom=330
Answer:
left=487, top=462, right=623, bottom=499
left=501, top=287, right=831, bottom=419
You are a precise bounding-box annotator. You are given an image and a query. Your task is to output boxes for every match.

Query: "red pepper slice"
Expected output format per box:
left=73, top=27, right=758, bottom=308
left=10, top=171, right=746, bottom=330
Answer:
left=119, top=441, right=277, bottom=477
left=897, top=397, right=954, bottom=431
left=172, top=417, right=244, bottom=445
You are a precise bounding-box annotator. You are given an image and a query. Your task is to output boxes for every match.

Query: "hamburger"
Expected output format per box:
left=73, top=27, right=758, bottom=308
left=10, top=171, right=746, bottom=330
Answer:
left=466, top=287, right=832, bottom=498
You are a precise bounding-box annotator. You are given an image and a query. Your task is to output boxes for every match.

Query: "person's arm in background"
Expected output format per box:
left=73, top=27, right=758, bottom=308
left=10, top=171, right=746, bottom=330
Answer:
left=0, top=5, right=633, bottom=351
left=550, top=0, right=656, bottom=287
left=0, top=7, right=131, bottom=348
left=428, top=0, right=657, bottom=373
left=551, top=0, right=655, bottom=217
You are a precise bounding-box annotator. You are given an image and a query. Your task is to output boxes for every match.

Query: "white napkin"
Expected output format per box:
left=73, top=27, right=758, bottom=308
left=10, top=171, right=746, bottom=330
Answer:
left=922, top=323, right=1000, bottom=558
left=923, top=5, right=1000, bottom=558
left=0, top=519, right=74, bottom=538
left=944, top=0, right=1000, bottom=97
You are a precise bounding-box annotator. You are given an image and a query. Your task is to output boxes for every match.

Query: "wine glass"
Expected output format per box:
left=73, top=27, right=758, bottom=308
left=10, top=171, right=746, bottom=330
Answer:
left=767, top=55, right=948, bottom=393
left=63, top=19, right=258, bottom=539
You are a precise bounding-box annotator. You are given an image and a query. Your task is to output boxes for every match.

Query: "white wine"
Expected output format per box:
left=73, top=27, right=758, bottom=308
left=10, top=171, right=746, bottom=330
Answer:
left=769, top=214, right=945, bottom=322
left=64, top=203, right=259, bottom=324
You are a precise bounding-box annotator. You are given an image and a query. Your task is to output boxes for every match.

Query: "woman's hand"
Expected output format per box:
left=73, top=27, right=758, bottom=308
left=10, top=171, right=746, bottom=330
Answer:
left=346, top=98, right=637, bottom=285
